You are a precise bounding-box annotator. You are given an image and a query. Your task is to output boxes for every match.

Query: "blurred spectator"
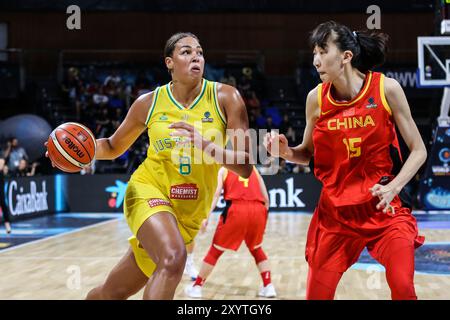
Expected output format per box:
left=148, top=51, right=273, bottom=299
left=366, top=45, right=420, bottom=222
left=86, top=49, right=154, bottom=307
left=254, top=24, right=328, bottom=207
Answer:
left=292, top=164, right=311, bottom=174
left=285, top=126, right=297, bottom=144
left=3, top=137, right=28, bottom=173
left=95, top=107, right=113, bottom=137
left=15, top=159, right=38, bottom=177
left=93, top=87, right=109, bottom=106
left=279, top=114, right=290, bottom=135
left=0, top=157, right=11, bottom=234
left=103, top=70, right=122, bottom=87
left=257, top=157, right=279, bottom=176
left=244, top=90, right=261, bottom=110
left=220, top=71, right=237, bottom=88
left=278, top=159, right=291, bottom=174
left=62, top=67, right=83, bottom=100
left=238, top=67, right=253, bottom=95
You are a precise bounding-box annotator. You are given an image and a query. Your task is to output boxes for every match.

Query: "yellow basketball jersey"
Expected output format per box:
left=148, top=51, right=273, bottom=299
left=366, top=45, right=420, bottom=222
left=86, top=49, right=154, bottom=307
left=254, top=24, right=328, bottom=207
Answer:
left=129, top=79, right=227, bottom=229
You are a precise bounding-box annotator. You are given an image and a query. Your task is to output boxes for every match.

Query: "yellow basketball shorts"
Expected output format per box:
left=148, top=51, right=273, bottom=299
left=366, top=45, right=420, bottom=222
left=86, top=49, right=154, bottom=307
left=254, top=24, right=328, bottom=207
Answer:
left=124, top=180, right=200, bottom=277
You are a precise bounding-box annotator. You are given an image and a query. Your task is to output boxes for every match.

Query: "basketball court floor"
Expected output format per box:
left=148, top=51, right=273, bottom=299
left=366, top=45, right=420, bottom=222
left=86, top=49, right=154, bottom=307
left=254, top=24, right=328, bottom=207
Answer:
left=0, top=211, right=449, bottom=300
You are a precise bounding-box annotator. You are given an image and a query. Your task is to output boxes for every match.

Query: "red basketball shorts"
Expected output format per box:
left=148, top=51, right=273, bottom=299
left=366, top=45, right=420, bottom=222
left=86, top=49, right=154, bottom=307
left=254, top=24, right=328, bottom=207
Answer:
left=305, top=191, right=425, bottom=272
left=212, top=200, right=268, bottom=251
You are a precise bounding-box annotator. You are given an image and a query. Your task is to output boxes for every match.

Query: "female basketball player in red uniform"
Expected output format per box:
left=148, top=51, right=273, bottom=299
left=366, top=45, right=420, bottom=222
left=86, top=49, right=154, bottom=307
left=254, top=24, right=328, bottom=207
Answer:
left=48, top=32, right=252, bottom=300
left=184, top=166, right=276, bottom=298
left=265, top=21, right=427, bottom=300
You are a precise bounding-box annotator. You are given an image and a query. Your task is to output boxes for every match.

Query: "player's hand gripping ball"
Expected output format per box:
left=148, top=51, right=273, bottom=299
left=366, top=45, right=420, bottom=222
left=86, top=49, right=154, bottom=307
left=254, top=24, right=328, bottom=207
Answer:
left=46, top=122, right=96, bottom=173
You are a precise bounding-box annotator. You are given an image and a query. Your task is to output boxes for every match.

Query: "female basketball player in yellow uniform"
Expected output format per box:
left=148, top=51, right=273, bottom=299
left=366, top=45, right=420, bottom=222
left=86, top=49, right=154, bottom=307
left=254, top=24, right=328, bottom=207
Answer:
left=79, top=33, right=252, bottom=299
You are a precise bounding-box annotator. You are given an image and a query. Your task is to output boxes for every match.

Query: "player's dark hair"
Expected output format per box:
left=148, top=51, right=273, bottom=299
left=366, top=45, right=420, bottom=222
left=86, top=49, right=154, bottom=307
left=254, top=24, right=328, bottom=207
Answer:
left=164, top=32, right=200, bottom=58
left=309, top=21, right=389, bottom=73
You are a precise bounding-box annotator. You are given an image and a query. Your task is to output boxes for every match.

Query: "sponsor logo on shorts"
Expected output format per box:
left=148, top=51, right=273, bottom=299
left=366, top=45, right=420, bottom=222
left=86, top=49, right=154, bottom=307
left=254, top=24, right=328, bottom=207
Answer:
left=170, top=183, right=199, bottom=200
left=148, top=198, right=172, bottom=208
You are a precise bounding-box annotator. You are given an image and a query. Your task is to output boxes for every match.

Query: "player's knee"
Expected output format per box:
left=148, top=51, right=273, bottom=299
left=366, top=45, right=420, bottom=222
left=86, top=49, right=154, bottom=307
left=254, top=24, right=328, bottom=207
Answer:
left=95, top=284, right=131, bottom=300
left=250, top=247, right=267, bottom=264
left=159, top=246, right=187, bottom=276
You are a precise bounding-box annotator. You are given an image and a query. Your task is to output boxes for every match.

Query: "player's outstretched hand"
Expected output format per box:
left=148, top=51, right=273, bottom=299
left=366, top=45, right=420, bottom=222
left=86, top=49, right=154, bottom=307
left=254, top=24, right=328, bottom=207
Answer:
left=44, top=141, right=55, bottom=168
left=169, top=122, right=211, bottom=150
left=263, top=131, right=291, bottom=159
left=370, top=183, right=396, bottom=215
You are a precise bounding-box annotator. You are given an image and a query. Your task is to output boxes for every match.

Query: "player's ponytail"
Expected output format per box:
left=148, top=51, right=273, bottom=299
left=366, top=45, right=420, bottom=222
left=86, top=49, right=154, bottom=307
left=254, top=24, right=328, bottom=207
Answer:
left=310, top=21, right=389, bottom=73
left=353, top=30, right=389, bottom=73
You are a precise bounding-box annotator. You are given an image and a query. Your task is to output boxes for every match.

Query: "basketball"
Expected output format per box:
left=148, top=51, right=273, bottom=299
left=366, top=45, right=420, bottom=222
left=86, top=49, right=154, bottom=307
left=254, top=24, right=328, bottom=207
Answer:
left=47, top=122, right=96, bottom=173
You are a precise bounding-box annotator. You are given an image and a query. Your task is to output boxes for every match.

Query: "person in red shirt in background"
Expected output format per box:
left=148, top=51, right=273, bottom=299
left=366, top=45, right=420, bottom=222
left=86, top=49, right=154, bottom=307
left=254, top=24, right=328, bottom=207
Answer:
left=185, top=166, right=276, bottom=299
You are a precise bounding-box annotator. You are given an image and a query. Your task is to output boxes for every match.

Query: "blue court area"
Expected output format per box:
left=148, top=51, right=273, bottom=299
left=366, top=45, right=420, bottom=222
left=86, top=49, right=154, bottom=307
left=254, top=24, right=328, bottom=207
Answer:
left=0, top=213, right=122, bottom=251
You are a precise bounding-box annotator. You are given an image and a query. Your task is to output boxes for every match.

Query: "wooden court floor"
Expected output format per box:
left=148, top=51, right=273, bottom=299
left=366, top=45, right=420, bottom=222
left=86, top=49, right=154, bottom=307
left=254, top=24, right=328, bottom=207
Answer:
left=0, top=213, right=449, bottom=300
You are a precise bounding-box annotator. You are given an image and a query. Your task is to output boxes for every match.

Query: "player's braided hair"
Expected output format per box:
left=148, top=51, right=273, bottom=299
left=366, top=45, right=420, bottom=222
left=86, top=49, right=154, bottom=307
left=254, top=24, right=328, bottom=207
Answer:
left=309, top=21, right=389, bottom=73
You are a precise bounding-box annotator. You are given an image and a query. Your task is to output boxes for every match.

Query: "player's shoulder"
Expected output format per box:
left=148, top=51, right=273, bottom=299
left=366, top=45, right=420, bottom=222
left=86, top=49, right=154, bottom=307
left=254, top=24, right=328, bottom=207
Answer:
left=382, top=75, right=403, bottom=93
left=306, top=84, right=321, bottom=106
left=216, top=82, right=244, bottom=112
left=216, top=82, right=240, bottom=96
left=129, top=90, right=159, bottom=121
left=135, top=89, right=157, bottom=105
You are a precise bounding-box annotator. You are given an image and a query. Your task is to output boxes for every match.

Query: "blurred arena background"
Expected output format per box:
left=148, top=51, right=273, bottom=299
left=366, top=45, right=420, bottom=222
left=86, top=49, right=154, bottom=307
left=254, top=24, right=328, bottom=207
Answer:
left=0, top=0, right=449, bottom=300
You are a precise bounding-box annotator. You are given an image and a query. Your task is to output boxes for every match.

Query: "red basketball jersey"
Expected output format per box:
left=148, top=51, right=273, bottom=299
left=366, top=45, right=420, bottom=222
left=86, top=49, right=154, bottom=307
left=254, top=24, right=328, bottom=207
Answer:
left=223, top=168, right=265, bottom=203
left=312, top=71, right=402, bottom=207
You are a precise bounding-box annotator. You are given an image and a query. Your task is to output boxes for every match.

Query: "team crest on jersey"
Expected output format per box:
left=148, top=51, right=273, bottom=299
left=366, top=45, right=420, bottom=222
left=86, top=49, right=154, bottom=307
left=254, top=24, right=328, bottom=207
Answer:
left=159, top=113, right=169, bottom=121
left=170, top=183, right=199, bottom=200
left=366, top=97, right=378, bottom=109
left=148, top=198, right=172, bottom=208
left=202, top=111, right=213, bottom=123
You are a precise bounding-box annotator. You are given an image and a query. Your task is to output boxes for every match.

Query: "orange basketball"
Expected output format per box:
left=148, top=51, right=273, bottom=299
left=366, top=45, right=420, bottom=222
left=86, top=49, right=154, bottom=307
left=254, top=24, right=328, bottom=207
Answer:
left=47, top=122, right=96, bottom=173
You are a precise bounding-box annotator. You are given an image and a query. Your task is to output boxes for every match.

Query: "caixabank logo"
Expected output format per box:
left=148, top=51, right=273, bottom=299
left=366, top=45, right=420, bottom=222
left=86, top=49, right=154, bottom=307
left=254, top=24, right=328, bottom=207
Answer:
left=105, top=180, right=128, bottom=209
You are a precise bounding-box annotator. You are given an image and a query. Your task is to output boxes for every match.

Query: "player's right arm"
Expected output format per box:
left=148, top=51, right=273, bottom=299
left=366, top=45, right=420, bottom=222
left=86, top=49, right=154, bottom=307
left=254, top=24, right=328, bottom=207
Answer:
left=264, top=86, right=319, bottom=166
left=95, top=92, right=153, bottom=160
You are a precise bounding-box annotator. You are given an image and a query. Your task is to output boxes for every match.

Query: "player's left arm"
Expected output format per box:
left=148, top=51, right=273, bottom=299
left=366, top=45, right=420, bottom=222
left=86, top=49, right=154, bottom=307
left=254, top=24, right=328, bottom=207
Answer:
left=370, top=77, right=427, bottom=212
left=255, top=168, right=270, bottom=210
